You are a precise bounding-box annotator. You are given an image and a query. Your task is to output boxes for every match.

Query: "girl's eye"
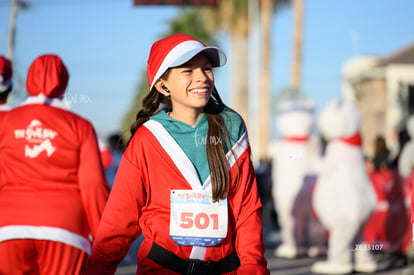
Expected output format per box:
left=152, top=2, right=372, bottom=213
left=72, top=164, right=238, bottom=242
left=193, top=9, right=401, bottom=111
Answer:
left=204, top=67, right=212, bottom=72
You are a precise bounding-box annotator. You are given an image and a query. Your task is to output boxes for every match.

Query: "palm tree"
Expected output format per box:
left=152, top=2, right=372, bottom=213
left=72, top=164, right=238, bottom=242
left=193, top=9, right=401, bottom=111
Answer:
left=258, top=0, right=272, bottom=161
left=200, top=0, right=291, bottom=161
left=291, top=0, right=304, bottom=89
left=217, top=1, right=249, bottom=126
left=258, top=0, right=291, bottom=160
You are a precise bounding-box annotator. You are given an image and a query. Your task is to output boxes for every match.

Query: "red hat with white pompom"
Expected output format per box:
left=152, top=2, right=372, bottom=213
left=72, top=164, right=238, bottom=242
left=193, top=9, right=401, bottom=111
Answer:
left=0, top=55, right=13, bottom=93
left=147, top=33, right=226, bottom=89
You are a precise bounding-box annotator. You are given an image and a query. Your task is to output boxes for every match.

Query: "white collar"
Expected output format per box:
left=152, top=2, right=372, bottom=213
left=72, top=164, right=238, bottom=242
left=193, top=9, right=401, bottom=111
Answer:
left=21, top=94, right=70, bottom=110
left=0, top=103, right=12, bottom=111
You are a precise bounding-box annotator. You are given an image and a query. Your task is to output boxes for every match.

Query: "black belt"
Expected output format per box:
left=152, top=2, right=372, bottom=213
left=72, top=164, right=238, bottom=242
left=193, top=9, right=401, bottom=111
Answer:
left=147, top=242, right=240, bottom=275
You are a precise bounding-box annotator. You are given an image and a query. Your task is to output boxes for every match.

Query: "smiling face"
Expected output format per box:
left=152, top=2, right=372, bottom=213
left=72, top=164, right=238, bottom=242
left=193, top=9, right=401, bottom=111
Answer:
left=155, top=53, right=214, bottom=119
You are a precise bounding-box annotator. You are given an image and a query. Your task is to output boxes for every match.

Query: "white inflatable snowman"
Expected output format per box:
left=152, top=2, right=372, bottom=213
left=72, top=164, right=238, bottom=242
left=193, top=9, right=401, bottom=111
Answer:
left=312, top=98, right=378, bottom=274
left=271, top=100, right=324, bottom=259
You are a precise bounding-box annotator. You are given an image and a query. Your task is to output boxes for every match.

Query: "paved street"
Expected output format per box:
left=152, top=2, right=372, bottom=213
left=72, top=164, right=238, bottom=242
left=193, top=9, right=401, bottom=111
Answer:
left=115, top=252, right=411, bottom=275
left=114, top=232, right=413, bottom=275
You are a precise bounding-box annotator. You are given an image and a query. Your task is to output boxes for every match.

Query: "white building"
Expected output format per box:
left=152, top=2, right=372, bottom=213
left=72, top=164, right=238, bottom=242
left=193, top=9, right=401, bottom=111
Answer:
left=342, top=43, right=414, bottom=158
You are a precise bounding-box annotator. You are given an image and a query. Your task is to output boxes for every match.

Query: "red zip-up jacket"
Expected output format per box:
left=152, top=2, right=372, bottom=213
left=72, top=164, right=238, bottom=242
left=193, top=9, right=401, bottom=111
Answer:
left=0, top=96, right=109, bottom=254
left=85, top=119, right=269, bottom=274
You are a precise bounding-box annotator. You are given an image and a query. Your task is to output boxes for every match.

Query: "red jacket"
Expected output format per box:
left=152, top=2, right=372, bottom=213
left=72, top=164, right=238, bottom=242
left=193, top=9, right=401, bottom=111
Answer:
left=0, top=97, right=109, bottom=254
left=85, top=120, right=268, bottom=274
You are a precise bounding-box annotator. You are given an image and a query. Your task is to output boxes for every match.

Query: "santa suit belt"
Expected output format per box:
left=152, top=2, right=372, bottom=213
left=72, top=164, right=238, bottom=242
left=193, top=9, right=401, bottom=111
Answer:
left=147, top=243, right=240, bottom=275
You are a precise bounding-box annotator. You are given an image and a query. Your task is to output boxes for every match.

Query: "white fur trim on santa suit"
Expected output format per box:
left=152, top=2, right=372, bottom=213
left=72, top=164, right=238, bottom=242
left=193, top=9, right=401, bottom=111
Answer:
left=144, top=119, right=204, bottom=189
left=143, top=119, right=248, bottom=260
left=21, top=94, right=70, bottom=110
left=0, top=103, right=11, bottom=111
left=0, top=225, right=92, bottom=254
left=144, top=119, right=248, bottom=191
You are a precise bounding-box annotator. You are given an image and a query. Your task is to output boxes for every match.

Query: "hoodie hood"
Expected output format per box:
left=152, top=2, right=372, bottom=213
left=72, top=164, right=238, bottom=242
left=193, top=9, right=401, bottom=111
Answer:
left=150, top=109, right=207, bottom=134
left=149, top=109, right=209, bottom=183
left=26, top=54, right=69, bottom=98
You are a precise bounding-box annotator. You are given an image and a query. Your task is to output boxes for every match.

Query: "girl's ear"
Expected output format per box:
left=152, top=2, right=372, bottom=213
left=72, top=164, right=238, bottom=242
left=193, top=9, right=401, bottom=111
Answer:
left=154, top=80, right=170, bottom=96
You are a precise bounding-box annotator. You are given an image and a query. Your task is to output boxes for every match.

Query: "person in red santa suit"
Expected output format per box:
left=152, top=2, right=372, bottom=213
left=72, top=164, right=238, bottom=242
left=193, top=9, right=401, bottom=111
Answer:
left=84, top=33, right=269, bottom=275
left=0, top=54, right=109, bottom=275
left=0, top=55, right=13, bottom=113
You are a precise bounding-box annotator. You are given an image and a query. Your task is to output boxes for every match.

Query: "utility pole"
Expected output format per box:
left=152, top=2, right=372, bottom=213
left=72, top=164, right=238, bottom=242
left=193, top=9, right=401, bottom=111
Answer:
left=7, top=0, right=20, bottom=62
left=258, top=0, right=272, bottom=161
left=291, top=0, right=303, bottom=89
left=247, top=0, right=260, bottom=165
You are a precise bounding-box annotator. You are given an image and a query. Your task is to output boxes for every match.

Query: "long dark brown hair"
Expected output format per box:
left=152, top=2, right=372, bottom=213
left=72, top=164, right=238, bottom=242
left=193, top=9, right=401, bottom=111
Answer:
left=129, top=73, right=237, bottom=201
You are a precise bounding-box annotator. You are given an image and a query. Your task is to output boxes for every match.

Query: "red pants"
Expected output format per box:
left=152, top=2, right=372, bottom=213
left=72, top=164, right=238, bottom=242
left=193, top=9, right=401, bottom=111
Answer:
left=363, top=169, right=409, bottom=253
left=0, top=239, right=88, bottom=275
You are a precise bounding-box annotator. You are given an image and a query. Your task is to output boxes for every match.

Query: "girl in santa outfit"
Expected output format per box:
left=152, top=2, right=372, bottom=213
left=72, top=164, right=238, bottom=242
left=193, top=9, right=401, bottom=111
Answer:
left=0, top=55, right=13, bottom=113
left=0, top=54, right=109, bottom=275
left=84, top=33, right=269, bottom=275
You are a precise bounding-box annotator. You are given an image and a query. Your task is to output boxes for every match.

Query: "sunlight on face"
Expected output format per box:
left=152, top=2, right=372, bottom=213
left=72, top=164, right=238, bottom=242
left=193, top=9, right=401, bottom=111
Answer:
left=164, top=54, right=215, bottom=116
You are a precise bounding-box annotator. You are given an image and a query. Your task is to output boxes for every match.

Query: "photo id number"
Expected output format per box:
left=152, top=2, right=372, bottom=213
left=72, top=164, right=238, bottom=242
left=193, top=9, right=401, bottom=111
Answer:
left=352, top=243, right=383, bottom=251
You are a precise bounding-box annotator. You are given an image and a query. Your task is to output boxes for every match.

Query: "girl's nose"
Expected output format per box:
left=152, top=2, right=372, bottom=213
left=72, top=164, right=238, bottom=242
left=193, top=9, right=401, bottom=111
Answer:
left=194, top=68, right=208, bottom=82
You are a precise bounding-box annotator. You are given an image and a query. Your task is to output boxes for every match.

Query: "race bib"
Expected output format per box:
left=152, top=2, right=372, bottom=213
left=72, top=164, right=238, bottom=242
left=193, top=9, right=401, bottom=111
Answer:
left=170, top=189, right=228, bottom=246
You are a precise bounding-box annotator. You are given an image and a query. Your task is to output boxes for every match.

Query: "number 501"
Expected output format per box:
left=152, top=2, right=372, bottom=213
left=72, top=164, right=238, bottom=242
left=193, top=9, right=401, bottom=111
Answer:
left=180, top=212, right=219, bottom=230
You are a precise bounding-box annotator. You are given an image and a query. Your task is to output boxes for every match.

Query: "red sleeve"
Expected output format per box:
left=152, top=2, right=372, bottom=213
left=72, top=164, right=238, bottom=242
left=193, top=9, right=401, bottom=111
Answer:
left=78, top=126, right=109, bottom=239
left=230, top=147, right=270, bottom=275
left=0, top=113, right=6, bottom=190
left=84, top=138, right=146, bottom=274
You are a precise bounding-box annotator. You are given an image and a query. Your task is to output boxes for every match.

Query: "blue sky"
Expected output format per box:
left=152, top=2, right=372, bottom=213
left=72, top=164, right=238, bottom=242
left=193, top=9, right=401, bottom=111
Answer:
left=0, top=0, right=413, bottom=140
